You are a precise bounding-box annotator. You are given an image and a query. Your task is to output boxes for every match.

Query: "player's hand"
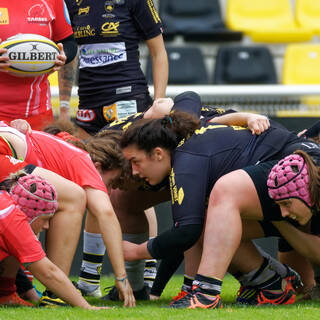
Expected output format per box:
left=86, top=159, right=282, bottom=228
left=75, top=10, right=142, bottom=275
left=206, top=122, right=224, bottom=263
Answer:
left=0, top=39, right=10, bottom=72
left=10, top=119, right=32, bottom=134
left=149, top=294, right=160, bottom=300
left=53, top=43, right=66, bottom=72
left=297, top=129, right=307, bottom=137
left=122, top=240, right=140, bottom=261
left=145, top=98, right=174, bottom=119
left=247, top=114, right=270, bottom=135
left=115, top=277, right=136, bottom=307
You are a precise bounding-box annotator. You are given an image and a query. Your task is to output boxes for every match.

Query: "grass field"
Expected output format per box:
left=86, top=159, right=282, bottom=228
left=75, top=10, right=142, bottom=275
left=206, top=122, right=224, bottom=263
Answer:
left=1, top=275, right=320, bottom=320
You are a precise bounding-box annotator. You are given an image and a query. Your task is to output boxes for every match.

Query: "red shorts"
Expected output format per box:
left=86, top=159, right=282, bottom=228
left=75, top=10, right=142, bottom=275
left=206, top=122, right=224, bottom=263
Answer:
left=0, top=109, right=54, bottom=131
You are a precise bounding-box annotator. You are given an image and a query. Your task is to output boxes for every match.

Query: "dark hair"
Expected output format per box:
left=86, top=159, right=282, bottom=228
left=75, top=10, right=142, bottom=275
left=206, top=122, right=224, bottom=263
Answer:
left=44, top=120, right=87, bottom=150
left=120, top=110, right=200, bottom=153
left=44, top=121, right=127, bottom=173
left=294, top=150, right=320, bottom=211
left=0, top=170, right=27, bottom=192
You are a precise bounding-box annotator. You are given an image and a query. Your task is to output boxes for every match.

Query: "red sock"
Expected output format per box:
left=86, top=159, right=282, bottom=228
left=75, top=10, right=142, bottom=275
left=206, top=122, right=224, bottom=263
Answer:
left=0, top=277, right=16, bottom=296
left=21, top=265, right=33, bottom=283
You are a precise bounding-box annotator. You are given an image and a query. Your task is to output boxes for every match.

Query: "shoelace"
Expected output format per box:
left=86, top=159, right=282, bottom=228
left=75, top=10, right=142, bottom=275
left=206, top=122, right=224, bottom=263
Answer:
left=172, top=290, right=188, bottom=301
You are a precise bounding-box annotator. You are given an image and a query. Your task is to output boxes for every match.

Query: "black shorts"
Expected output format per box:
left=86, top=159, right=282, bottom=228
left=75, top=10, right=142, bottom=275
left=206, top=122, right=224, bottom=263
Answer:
left=242, top=161, right=283, bottom=221
left=76, top=93, right=153, bottom=135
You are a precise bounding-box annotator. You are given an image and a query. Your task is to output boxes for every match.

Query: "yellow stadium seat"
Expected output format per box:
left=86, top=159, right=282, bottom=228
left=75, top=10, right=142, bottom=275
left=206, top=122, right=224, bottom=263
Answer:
left=283, top=44, right=320, bottom=84
left=226, top=0, right=313, bottom=43
left=48, top=71, right=58, bottom=87
left=296, top=0, right=320, bottom=34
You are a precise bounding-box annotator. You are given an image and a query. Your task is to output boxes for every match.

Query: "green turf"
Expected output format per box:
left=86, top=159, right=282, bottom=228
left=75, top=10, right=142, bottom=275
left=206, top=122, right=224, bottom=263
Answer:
left=1, top=275, right=320, bottom=320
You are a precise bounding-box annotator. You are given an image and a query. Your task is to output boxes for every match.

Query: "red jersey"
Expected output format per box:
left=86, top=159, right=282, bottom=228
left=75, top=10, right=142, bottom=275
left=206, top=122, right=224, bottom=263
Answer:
left=0, top=0, right=73, bottom=126
left=0, top=191, right=45, bottom=263
left=0, top=135, right=29, bottom=182
left=25, top=130, right=108, bottom=193
left=0, top=123, right=108, bottom=193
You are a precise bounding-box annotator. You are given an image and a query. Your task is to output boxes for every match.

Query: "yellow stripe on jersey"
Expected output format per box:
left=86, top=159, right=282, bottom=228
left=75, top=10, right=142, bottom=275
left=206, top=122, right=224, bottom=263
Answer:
left=147, top=0, right=161, bottom=24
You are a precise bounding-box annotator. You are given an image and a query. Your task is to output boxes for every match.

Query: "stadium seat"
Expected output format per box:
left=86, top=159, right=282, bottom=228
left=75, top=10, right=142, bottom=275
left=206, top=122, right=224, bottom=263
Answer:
left=226, top=0, right=313, bottom=43
left=296, top=0, right=320, bottom=35
left=48, top=71, right=58, bottom=87
left=282, top=44, right=320, bottom=84
left=159, top=0, right=242, bottom=42
left=214, top=46, right=277, bottom=84
left=145, top=47, right=209, bottom=85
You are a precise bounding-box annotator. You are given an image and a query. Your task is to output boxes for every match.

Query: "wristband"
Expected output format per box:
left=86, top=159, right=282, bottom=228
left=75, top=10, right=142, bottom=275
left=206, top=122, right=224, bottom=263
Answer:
left=115, top=275, right=128, bottom=282
left=60, top=100, right=70, bottom=109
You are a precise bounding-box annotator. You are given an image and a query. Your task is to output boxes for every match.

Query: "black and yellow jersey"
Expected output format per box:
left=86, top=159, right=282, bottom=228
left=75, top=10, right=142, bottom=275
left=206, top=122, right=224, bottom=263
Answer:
left=65, top=0, right=162, bottom=108
left=169, top=122, right=303, bottom=227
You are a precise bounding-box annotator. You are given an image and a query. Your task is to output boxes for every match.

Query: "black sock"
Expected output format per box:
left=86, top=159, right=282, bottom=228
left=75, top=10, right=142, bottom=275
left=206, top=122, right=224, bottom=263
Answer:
left=193, top=274, right=222, bottom=296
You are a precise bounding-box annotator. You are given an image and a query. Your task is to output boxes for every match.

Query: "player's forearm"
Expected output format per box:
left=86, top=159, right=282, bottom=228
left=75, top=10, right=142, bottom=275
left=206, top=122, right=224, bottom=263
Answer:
left=58, top=58, right=77, bottom=102
left=210, top=112, right=249, bottom=126
left=273, top=221, right=320, bottom=264
left=29, top=258, right=90, bottom=308
left=151, top=52, right=168, bottom=100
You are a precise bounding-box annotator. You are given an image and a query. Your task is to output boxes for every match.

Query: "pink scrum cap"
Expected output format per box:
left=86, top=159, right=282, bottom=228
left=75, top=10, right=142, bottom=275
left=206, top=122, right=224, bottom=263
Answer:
left=267, top=154, right=313, bottom=208
left=10, top=174, right=58, bottom=224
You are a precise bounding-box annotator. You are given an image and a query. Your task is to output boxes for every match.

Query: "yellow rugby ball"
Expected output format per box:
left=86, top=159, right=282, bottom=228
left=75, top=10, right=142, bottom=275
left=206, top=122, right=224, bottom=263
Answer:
left=0, top=33, right=59, bottom=77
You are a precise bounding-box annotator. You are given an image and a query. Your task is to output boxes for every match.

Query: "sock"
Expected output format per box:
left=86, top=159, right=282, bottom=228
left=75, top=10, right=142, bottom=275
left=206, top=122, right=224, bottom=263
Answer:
left=0, top=277, right=16, bottom=297
left=20, top=265, right=33, bottom=284
left=193, top=274, right=222, bottom=296
left=16, top=268, right=34, bottom=296
left=144, top=258, right=157, bottom=289
left=182, top=274, right=194, bottom=292
left=237, top=257, right=282, bottom=290
left=78, top=231, right=105, bottom=292
left=123, top=232, right=149, bottom=291
left=259, top=249, right=288, bottom=278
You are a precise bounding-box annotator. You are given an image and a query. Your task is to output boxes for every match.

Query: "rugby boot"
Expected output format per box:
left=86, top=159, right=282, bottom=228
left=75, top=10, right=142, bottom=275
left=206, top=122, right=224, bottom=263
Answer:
left=237, top=264, right=301, bottom=305
left=0, top=292, right=34, bottom=307
left=101, top=285, right=149, bottom=301
left=237, top=276, right=297, bottom=305
left=169, top=286, right=222, bottom=309
left=39, top=290, right=68, bottom=307
left=169, top=285, right=191, bottom=306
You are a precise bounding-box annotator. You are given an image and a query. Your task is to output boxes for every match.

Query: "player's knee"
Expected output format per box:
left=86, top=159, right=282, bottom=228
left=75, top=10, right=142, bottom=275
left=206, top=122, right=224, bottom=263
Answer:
left=60, top=184, right=86, bottom=216
left=209, top=174, right=238, bottom=206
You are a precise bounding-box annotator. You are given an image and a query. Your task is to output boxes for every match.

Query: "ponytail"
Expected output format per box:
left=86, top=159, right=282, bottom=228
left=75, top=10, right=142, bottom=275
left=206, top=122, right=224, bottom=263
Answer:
left=44, top=122, right=127, bottom=174
left=294, top=150, right=320, bottom=211
left=121, top=111, right=200, bottom=153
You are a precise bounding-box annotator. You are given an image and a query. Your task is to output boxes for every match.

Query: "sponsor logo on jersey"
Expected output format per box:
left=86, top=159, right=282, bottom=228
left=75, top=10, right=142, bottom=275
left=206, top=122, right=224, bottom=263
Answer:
left=0, top=204, right=15, bottom=220
left=78, top=6, right=90, bottom=16
left=76, top=109, right=96, bottom=122
left=0, top=8, right=9, bottom=25
left=79, top=42, right=126, bottom=68
left=194, top=124, right=246, bottom=136
left=76, top=0, right=84, bottom=6
left=103, top=1, right=115, bottom=18
left=169, top=169, right=184, bottom=206
left=101, top=21, right=120, bottom=37
left=27, top=4, right=48, bottom=23
left=74, top=25, right=96, bottom=38
left=103, top=104, right=117, bottom=121
left=7, top=155, right=23, bottom=165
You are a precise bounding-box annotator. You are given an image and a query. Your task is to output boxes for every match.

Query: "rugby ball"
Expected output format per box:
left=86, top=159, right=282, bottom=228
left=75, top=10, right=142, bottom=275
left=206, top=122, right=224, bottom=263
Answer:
left=0, top=33, right=59, bottom=77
